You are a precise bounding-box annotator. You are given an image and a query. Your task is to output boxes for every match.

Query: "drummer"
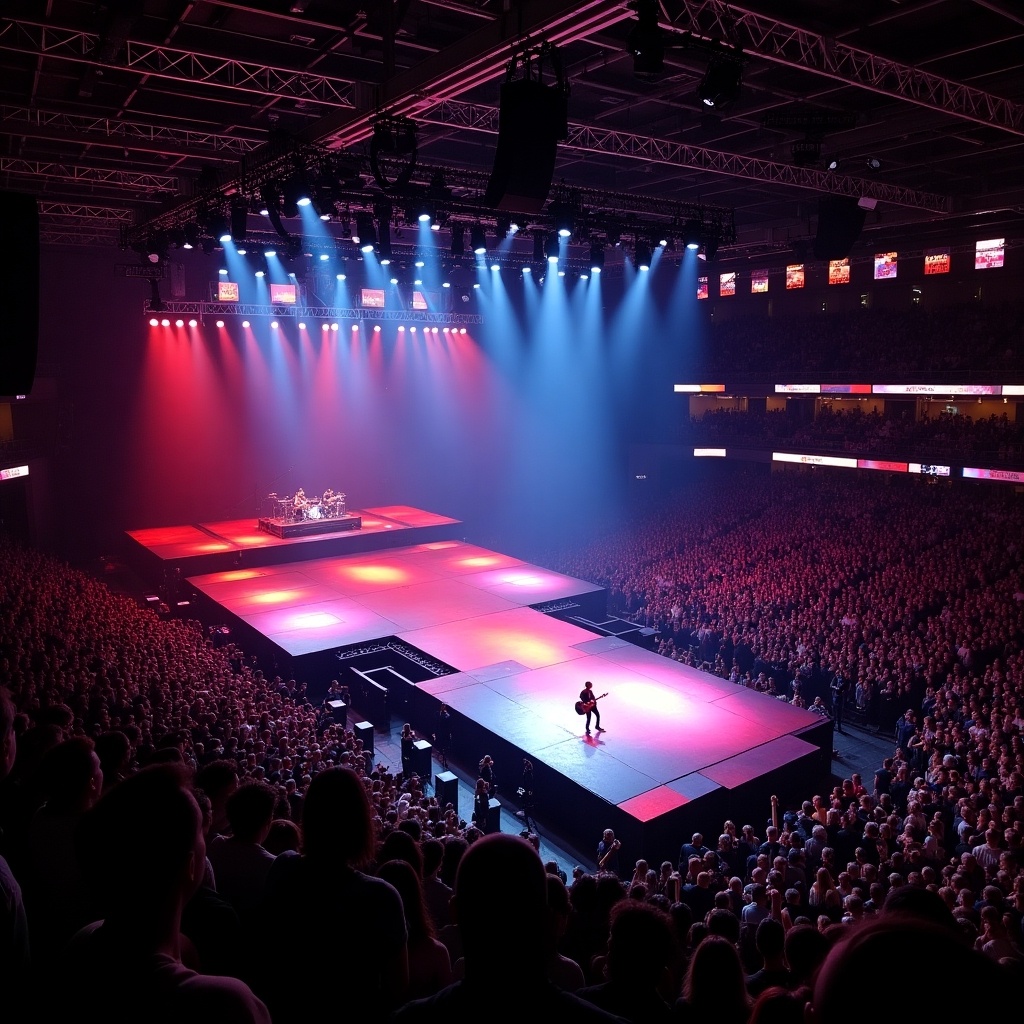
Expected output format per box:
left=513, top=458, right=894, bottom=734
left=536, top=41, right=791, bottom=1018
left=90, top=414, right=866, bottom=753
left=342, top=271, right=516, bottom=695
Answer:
left=293, top=487, right=307, bottom=509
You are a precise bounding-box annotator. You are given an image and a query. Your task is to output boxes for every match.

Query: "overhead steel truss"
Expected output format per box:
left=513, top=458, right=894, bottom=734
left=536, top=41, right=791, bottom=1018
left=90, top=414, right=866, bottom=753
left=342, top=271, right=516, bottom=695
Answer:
left=0, top=105, right=264, bottom=159
left=38, top=202, right=136, bottom=222
left=142, top=301, right=484, bottom=324
left=0, top=19, right=356, bottom=108
left=674, top=0, right=1024, bottom=136
left=0, top=158, right=178, bottom=192
left=418, top=99, right=951, bottom=214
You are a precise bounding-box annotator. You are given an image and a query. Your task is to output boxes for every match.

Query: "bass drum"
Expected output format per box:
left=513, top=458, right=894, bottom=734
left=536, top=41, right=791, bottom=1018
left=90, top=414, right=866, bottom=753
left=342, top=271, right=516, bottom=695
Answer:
left=304, top=503, right=323, bottom=520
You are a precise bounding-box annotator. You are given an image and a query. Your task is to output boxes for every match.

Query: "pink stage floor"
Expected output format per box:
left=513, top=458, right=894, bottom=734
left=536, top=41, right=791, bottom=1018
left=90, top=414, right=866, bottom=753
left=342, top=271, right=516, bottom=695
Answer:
left=182, top=532, right=829, bottom=858
left=187, top=540, right=604, bottom=658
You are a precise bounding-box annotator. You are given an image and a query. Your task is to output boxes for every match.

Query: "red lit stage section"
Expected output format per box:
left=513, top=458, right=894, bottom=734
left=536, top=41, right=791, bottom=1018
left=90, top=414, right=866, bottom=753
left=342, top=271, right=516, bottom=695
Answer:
left=125, top=506, right=462, bottom=579
left=182, top=533, right=831, bottom=860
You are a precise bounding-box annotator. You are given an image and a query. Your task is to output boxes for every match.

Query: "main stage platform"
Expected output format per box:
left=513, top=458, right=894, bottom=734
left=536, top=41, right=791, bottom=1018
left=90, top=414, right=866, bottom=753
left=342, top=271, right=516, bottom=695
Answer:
left=125, top=505, right=460, bottom=580
left=127, top=508, right=831, bottom=862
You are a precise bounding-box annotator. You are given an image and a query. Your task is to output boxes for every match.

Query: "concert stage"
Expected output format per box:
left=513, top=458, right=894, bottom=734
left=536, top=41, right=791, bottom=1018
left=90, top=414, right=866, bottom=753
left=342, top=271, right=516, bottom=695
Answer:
left=124, top=505, right=460, bottom=581
left=172, top=522, right=831, bottom=863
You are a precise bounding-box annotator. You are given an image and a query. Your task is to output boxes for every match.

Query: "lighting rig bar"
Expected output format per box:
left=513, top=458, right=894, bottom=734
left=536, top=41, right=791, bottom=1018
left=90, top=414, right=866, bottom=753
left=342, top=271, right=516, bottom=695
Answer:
left=675, top=0, right=1024, bottom=136
left=0, top=19, right=357, bottom=109
left=0, top=105, right=264, bottom=160
left=142, top=301, right=484, bottom=324
left=419, top=99, right=950, bottom=214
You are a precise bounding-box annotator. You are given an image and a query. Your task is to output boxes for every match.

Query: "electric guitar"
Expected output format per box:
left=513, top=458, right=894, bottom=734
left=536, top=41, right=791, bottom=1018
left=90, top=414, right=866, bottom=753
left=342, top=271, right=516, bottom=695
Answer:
left=575, top=692, right=608, bottom=715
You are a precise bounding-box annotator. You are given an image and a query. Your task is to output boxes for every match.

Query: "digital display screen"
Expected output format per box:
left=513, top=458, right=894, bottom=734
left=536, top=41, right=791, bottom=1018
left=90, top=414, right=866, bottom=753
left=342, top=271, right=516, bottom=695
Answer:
left=751, top=270, right=769, bottom=294
left=873, top=252, right=898, bottom=280
left=0, top=465, right=29, bottom=481
left=697, top=276, right=709, bottom=300
left=719, top=272, right=736, bottom=297
left=773, top=452, right=858, bottom=468
left=975, top=238, right=1005, bottom=270
left=924, top=249, right=950, bottom=275
left=828, top=259, right=850, bottom=285
left=412, top=290, right=428, bottom=311
left=270, top=283, right=297, bottom=304
left=217, top=281, right=239, bottom=302
left=785, top=265, right=805, bottom=290
left=361, top=288, right=385, bottom=308
left=694, top=448, right=726, bottom=458
left=858, top=459, right=908, bottom=473
left=963, top=466, right=1023, bottom=483
left=909, top=464, right=951, bottom=477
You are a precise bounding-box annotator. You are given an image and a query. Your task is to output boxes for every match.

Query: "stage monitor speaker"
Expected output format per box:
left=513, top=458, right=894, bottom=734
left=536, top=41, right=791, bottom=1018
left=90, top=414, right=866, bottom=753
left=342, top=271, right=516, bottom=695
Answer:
left=813, top=195, right=866, bottom=261
left=484, top=78, right=568, bottom=213
left=411, top=739, right=432, bottom=783
left=354, top=720, right=374, bottom=759
left=435, top=771, right=458, bottom=814
left=485, top=797, right=501, bottom=834
left=0, top=192, right=39, bottom=395
left=326, top=700, right=347, bottom=727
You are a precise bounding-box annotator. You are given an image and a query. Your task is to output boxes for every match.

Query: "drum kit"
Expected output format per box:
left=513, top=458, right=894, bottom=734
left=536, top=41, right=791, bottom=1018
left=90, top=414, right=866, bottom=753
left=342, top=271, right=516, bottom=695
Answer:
left=268, top=489, right=346, bottom=523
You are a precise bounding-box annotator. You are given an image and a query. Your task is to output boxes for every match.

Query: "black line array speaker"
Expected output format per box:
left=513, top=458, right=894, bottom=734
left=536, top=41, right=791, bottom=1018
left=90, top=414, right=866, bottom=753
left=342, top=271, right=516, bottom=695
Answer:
left=484, top=78, right=568, bottom=214
left=813, top=195, right=866, bottom=261
left=0, top=192, right=39, bottom=395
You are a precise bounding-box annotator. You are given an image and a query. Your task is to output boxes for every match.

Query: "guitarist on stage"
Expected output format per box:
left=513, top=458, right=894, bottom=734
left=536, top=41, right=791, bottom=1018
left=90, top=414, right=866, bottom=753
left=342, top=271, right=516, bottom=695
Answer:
left=578, top=681, right=606, bottom=736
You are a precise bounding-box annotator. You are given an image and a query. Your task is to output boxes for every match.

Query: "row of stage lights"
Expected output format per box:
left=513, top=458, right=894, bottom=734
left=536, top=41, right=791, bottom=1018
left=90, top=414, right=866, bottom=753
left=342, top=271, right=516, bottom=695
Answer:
left=147, top=318, right=469, bottom=334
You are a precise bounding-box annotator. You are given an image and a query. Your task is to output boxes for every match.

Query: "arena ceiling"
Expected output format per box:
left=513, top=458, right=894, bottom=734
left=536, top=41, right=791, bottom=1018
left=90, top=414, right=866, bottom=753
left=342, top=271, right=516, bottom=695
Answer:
left=2, top=0, right=1023, bottom=263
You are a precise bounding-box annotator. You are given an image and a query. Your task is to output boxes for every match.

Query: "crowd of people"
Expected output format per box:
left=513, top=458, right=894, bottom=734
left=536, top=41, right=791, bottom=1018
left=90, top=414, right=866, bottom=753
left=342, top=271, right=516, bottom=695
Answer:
left=693, top=301, right=1024, bottom=376
left=684, top=405, right=1024, bottom=464
left=2, top=461, right=1024, bottom=1019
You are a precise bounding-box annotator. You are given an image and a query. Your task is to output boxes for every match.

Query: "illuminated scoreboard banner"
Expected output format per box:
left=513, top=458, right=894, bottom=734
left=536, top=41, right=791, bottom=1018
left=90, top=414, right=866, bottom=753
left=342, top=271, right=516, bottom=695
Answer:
left=975, top=238, right=1004, bottom=270
left=719, top=272, right=736, bottom=297
left=693, top=448, right=726, bottom=458
left=828, top=259, right=850, bottom=285
left=874, top=252, right=898, bottom=280
left=963, top=467, right=1024, bottom=484
left=785, top=265, right=804, bottom=290
left=0, top=465, right=29, bottom=481
left=269, top=283, right=297, bottom=304
left=873, top=384, right=1000, bottom=396
left=217, top=281, right=240, bottom=302
left=751, top=270, right=769, bottom=294
left=697, top=277, right=709, bottom=300
left=924, top=248, right=950, bottom=275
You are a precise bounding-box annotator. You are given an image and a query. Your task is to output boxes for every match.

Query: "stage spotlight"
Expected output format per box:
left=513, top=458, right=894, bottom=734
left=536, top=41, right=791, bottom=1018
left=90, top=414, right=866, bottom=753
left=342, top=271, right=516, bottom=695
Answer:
left=374, top=325, right=381, bottom=333
left=471, top=224, right=487, bottom=255
left=149, top=278, right=166, bottom=312
left=827, top=157, right=841, bottom=171
left=207, top=213, right=229, bottom=243
left=175, top=319, right=184, bottom=327
left=550, top=201, right=574, bottom=239
left=522, top=265, right=532, bottom=275
left=697, top=57, right=742, bottom=109
left=271, top=320, right=279, bottom=329
left=216, top=320, right=225, bottom=328
left=635, top=238, right=652, bottom=270
left=682, top=219, right=701, bottom=250
left=182, top=223, right=199, bottom=250
left=589, top=240, right=605, bottom=273
left=322, top=323, right=330, bottom=332
left=161, top=318, right=170, bottom=327
left=241, top=320, right=250, bottom=328
left=336, top=259, right=347, bottom=280
left=188, top=319, right=198, bottom=327
left=148, top=318, right=159, bottom=327
left=866, top=156, right=882, bottom=171
left=410, top=198, right=434, bottom=224
left=490, top=263, right=500, bottom=272
left=218, top=267, right=228, bottom=276
left=298, top=321, right=306, bottom=330
left=236, top=248, right=247, bottom=256
left=255, top=269, right=265, bottom=278
left=263, top=246, right=277, bottom=257
left=390, top=275, right=398, bottom=284
left=545, top=232, right=560, bottom=263
left=626, top=0, right=665, bottom=77
left=355, top=212, right=377, bottom=252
